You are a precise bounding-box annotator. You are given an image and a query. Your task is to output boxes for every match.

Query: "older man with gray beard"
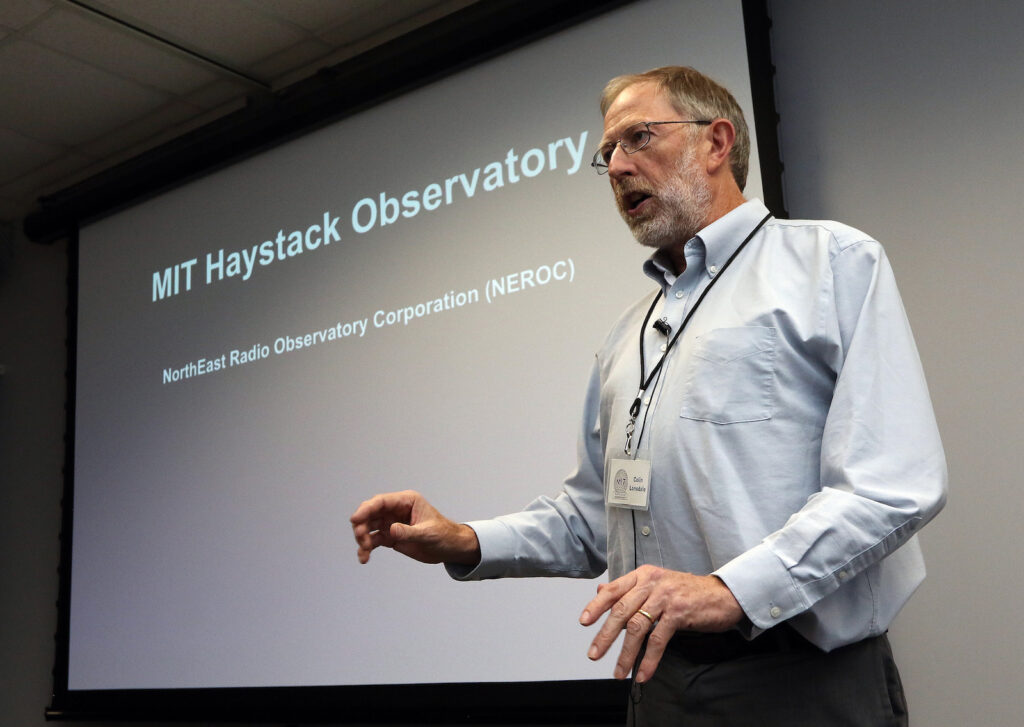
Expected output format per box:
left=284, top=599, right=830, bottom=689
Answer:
left=351, top=66, right=946, bottom=726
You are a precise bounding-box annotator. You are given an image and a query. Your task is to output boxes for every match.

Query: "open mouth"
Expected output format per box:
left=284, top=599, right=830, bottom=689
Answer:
left=623, top=191, right=652, bottom=213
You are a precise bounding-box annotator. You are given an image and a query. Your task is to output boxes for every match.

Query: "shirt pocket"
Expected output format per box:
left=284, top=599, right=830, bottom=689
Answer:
left=679, top=326, right=778, bottom=424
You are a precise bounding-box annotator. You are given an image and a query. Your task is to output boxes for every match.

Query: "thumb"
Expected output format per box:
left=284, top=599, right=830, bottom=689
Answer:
left=390, top=522, right=418, bottom=541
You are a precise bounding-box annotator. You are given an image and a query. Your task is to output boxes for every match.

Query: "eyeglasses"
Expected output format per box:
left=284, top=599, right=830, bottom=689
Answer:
left=591, top=120, right=712, bottom=175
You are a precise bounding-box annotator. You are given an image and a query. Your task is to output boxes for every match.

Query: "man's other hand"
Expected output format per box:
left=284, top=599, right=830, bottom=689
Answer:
left=579, top=565, right=744, bottom=683
left=349, top=490, right=481, bottom=566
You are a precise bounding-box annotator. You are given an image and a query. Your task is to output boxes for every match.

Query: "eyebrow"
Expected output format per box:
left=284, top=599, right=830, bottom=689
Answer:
left=599, top=120, right=641, bottom=148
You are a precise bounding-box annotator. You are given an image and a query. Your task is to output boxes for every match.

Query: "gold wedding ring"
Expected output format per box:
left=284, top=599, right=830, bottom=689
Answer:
left=637, top=609, right=654, bottom=623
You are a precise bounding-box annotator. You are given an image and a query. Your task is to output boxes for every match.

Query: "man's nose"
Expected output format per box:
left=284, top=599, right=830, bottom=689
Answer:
left=606, top=145, right=636, bottom=179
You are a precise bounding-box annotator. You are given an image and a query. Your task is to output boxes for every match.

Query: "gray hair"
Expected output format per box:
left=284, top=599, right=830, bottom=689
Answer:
left=600, top=66, right=750, bottom=191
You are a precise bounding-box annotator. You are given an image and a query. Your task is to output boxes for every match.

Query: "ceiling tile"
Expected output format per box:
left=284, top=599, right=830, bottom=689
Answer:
left=316, top=0, right=468, bottom=46
left=299, top=0, right=474, bottom=85
left=0, top=0, right=53, bottom=30
left=0, top=127, right=65, bottom=185
left=180, top=78, right=250, bottom=112
left=0, top=149, right=94, bottom=201
left=76, top=100, right=206, bottom=160
left=85, top=0, right=306, bottom=69
left=242, top=0, right=379, bottom=33
left=25, top=6, right=221, bottom=95
left=0, top=0, right=466, bottom=224
left=249, top=38, right=332, bottom=82
left=91, top=98, right=245, bottom=172
left=0, top=39, right=168, bottom=146
left=156, top=98, right=247, bottom=142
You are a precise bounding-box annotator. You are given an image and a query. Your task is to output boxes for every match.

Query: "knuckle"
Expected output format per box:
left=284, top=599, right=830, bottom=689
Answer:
left=625, top=617, right=647, bottom=636
left=611, top=601, right=630, bottom=618
left=646, top=630, right=668, bottom=649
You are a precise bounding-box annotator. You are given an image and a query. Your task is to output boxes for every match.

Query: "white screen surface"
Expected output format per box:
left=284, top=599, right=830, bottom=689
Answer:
left=70, top=0, right=764, bottom=690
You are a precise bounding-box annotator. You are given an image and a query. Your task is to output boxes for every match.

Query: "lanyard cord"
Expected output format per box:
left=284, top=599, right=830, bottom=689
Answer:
left=626, top=211, right=772, bottom=449
left=626, top=211, right=772, bottom=568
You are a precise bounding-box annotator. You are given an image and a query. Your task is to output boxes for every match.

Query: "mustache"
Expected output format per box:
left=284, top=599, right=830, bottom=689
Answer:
left=613, top=178, right=656, bottom=205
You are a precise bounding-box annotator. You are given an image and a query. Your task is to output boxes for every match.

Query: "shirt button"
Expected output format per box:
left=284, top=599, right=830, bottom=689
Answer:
left=770, top=606, right=782, bottom=619
left=640, top=526, right=651, bottom=536
left=659, top=343, right=667, bottom=352
left=838, top=570, right=849, bottom=581
left=643, top=396, right=651, bottom=405
left=709, top=265, right=719, bottom=275
left=674, top=291, right=684, bottom=299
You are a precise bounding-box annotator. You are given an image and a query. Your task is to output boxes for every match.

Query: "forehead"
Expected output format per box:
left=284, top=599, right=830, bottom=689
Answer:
left=601, top=83, right=679, bottom=142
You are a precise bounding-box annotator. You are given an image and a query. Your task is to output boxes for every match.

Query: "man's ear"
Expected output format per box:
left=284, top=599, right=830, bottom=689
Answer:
left=705, top=118, right=736, bottom=177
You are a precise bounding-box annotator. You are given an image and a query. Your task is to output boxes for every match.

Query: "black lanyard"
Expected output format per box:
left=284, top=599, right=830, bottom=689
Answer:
left=624, top=211, right=771, bottom=455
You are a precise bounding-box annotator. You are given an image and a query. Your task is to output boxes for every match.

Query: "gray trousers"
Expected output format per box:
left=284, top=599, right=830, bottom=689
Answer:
left=627, top=629, right=908, bottom=727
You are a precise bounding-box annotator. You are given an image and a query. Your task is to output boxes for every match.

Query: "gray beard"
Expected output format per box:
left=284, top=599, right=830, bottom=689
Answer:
left=619, top=150, right=712, bottom=250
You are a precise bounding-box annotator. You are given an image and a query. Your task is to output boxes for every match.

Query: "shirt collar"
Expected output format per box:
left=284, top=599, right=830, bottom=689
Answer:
left=642, top=198, right=770, bottom=286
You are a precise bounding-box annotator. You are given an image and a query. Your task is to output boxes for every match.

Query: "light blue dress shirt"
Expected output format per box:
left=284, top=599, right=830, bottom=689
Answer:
left=452, top=199, right=947, bottom=651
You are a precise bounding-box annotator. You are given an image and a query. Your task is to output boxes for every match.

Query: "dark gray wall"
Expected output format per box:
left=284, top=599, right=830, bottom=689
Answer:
left=1, top=225, right=68, bottom=726
left=2, top=1, right=1022, bottom=724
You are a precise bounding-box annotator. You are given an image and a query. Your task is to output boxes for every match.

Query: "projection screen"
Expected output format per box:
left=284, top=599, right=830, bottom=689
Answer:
left=54, top=0, right=781, bottom=720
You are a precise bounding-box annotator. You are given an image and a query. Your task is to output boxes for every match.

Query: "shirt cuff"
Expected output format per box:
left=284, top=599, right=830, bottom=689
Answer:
left=443, top=519, right=516, bottom=581
left=713, top=542, right=810, bottom=633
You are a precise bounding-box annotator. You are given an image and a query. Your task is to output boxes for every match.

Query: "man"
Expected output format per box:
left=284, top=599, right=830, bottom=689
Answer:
left=351, top=66, right=946, bottom=725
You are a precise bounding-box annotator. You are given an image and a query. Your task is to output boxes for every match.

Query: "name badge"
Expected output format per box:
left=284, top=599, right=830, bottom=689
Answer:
left=605, top=456, right=651, bottom=511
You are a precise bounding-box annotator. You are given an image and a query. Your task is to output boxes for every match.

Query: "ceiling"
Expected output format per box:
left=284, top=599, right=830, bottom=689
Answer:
left=0, top=0, right=475, bottom=225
